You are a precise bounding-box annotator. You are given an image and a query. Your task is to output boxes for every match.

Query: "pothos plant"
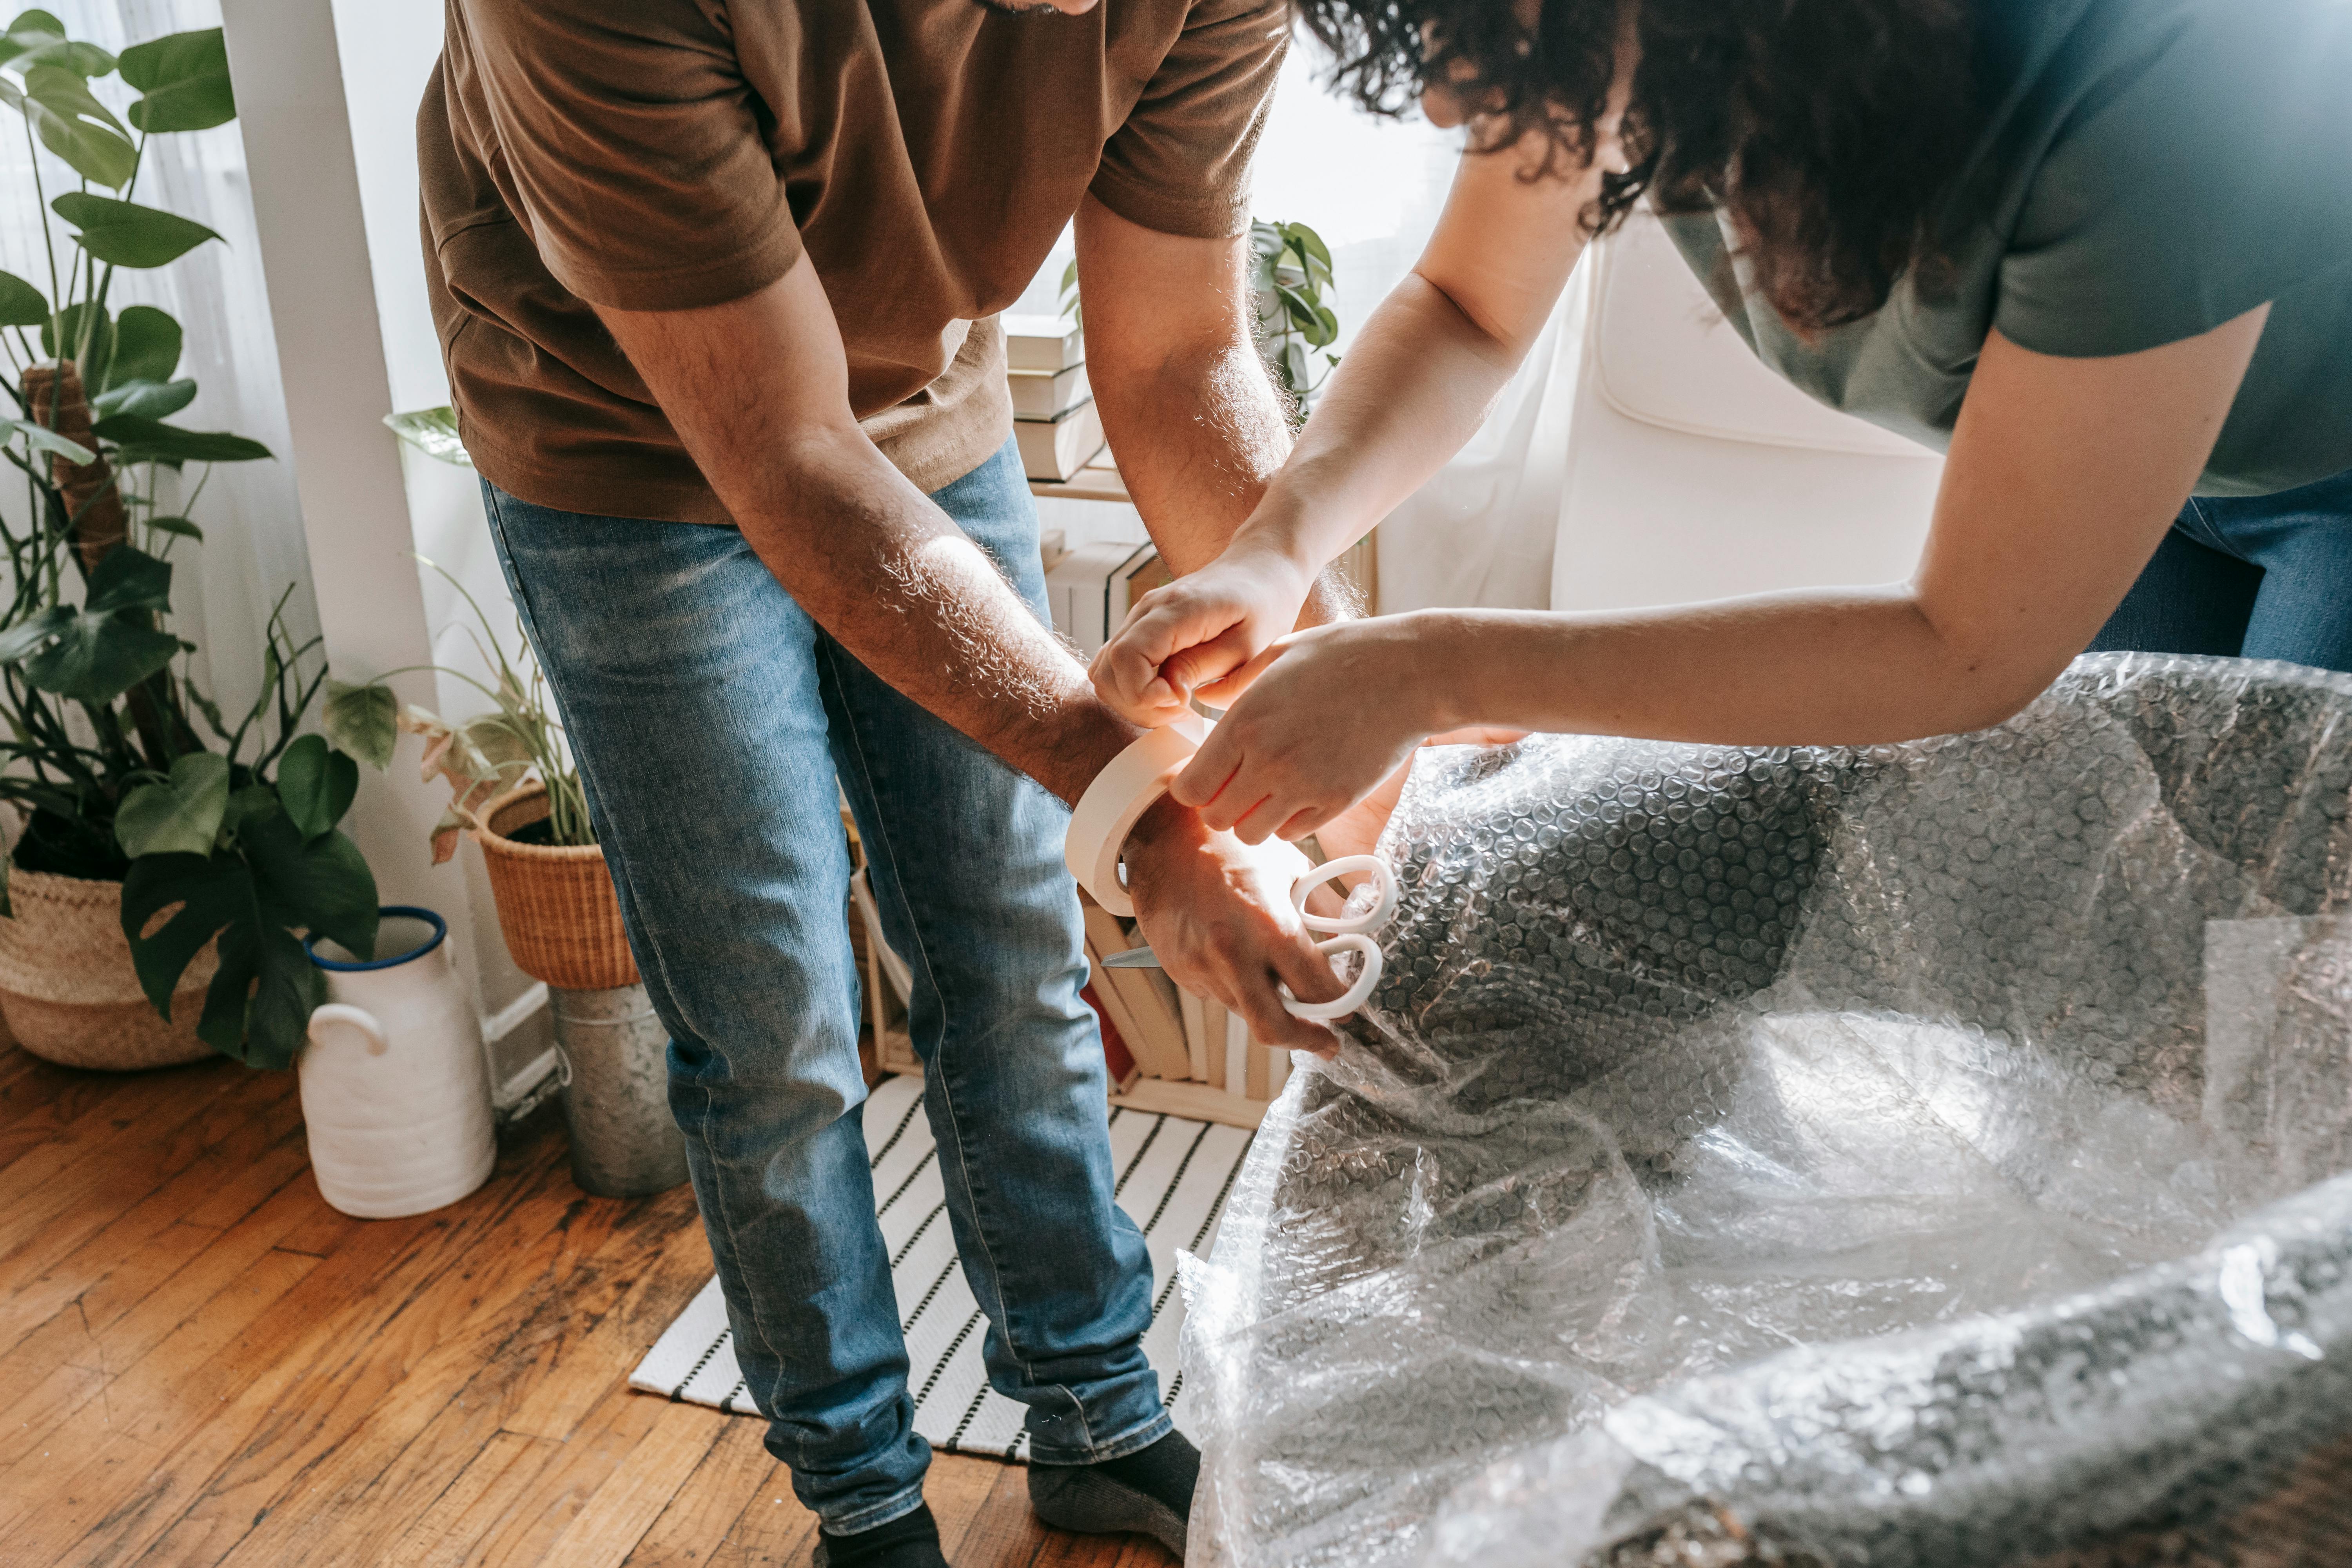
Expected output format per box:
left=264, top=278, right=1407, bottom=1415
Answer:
left=329, top=552, right=594, bottom=862
left=1249, top=219, right=1341, bottom=426
left=1058, top=218, right=1340, bottom=429
left=0, top=12, right=380, bottom=1067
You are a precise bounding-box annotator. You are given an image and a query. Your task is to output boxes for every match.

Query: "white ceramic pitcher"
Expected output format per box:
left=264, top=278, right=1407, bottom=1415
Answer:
left=303, top=907, right=496, bottom=1219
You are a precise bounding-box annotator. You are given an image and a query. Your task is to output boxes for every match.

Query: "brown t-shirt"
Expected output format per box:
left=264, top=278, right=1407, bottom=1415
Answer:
left=418, top=0, right=1287, bottom=524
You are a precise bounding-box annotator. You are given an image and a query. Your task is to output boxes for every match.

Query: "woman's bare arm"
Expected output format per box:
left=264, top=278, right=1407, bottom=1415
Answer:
left=1177, top=309, right=2272, bottom=842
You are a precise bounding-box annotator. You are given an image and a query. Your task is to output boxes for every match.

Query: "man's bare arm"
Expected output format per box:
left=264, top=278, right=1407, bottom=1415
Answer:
left=593, top=256, right=1352, bottom=1047
left=1073, top=196, right=1356, bottom=622
left=595, top=259, right=1132, bottom=805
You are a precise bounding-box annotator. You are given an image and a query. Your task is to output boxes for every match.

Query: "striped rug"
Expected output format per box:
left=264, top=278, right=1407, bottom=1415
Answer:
left=628, top=1073, right=1254, bottom=1459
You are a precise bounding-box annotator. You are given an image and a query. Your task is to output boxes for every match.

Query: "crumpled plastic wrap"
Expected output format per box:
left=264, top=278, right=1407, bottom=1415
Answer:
left=1181, top=654, right=2352, bottom=1568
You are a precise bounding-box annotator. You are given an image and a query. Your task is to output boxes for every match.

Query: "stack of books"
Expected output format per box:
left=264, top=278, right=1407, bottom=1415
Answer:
left=1004, top=314, right=1105, bottom=482
left=1078, top=889, right=1290, bottom=1128
left=1043, top=540, right=1172, bottom=658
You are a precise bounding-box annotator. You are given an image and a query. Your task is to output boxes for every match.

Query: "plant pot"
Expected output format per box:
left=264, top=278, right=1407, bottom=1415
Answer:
left=550, top=983, right=688, bottom=1197
left=0, top=867, right=217, bottom=1070
left=472, top=782, right=638, bottom=990
left=303, top=907, right=497, bottom=1218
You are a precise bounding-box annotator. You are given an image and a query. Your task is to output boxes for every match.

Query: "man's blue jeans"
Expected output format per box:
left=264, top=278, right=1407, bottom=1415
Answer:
left=2089, top=466, right=2352, bottom=671
left=479, top=441, right=1167, bottom=1534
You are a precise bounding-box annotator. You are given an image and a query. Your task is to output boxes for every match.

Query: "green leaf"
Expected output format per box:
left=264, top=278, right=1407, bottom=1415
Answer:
left=19, top=66, right=137, bottom=189
left=0, top=269, right=46, bottom=326
left=120, top=793, right=379, bottom=1068
left=4, top=546, right=181, bottom=704
left=0, top=415, right=94, bottom=466
left=0, top=11, right=113, bottom=74
left=118, top=28, right=232, bottom=133
left=87, top=543, right=172, bottom=611
left=90, top=414, right=270, bottom=464
left=115, top=750, right=230, bottom=858
left=275, top=733, right=358, bottom=841
left=244, top=809, right=379, bottom=959
left=107, top=305, right=181, bottom=387
left=382, top=407, right=472, bottom=468
left=93, top=377, right=196, bottom=421
left=145, top=514, right=202, bottom=542
left=322, top=679, right=397, bottom=769
left=120, top=849, right=251, bottom=1020
left=51, top=193, right=220, bottom=268
left=40, top=299, right=111, bottom=380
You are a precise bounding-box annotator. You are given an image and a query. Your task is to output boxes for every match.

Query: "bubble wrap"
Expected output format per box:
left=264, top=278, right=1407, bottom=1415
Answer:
left=1181, top=654, right=2352, bottom=1568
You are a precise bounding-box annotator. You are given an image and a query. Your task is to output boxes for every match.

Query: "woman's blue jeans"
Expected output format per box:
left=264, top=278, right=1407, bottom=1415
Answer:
left=479, top=441, right=1166, bottom=1534
left=2089, top=467, right=2352, bottom=671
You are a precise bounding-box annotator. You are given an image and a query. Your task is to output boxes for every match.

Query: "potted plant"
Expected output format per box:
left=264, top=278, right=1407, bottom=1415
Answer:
left=0, top=13, right=379, bottom=1070
left=331, top=555, right=632, bottom=991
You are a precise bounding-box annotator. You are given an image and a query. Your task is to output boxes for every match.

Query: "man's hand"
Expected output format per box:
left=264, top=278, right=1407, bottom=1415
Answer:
left=1121, top=797, right=1350, bottom=1056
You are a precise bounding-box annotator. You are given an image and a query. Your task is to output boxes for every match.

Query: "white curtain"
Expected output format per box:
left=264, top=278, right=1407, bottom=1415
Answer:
left=0, top=0, right=313, bottom=730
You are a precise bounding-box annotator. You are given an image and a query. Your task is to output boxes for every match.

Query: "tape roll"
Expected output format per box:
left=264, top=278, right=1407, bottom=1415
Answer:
left=1063, top=714, right=1209, bottom=917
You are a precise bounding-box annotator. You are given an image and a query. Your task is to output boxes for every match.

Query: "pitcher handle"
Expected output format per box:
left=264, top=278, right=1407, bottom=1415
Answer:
left=310, top=1002, right=389, bottom=1056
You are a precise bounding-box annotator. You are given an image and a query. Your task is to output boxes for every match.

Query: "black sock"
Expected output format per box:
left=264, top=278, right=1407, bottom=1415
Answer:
left=1085, top=1432, right=1200, bottom=1517
left=1029, top=1430, right=1199, bottom=1557
left=813, top=1502, right=946, bottom=1568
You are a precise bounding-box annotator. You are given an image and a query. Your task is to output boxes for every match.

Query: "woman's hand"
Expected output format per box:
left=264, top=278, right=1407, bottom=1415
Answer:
left=1089, top=540, right=1316, bottom=726
left=1171, top=615, right=1445, bottom=844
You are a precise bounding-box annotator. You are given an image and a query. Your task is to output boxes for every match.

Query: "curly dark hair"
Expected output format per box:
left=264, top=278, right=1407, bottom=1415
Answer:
left=1295, top=0, right=1989, bottom=334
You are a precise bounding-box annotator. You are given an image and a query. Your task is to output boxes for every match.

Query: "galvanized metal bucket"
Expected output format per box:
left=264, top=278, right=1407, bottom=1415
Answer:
left=551, top=983, right=688, bottom=1197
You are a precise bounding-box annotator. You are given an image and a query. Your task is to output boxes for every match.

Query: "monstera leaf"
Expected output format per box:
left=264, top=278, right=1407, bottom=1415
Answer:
left=275, top=733, right=359, bottom=843
left=92, top=377, right=197, bottom=422
left=51, top=193, right=220, bottom=269
left=0, top=545, right=180, bottom=704
left=0, top=268, right=45, bottom=326
left=122, top=792, right=378, bottom=1069
left=92, top=414, right=270, bottom=465
left=119, top=27, right=232, bottom=133
left=8, top=64, right=136, bottom=188
left=105, top=305, right=181, bottom=388
left=114, top=751, right=230, bottom=858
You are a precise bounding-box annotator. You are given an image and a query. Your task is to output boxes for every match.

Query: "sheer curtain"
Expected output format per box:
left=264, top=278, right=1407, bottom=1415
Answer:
left=0, top=0, right=312, bottom=730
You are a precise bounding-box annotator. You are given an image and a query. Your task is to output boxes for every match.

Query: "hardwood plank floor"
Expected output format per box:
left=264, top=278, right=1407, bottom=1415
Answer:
left=0, top=1042, right=1173, bottom=1568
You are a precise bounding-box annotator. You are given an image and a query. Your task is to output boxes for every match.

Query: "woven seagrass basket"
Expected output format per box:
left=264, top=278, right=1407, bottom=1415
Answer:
left=473, top=783, right=638, bottom=991
left=0, top=868, right=217, bottom=1070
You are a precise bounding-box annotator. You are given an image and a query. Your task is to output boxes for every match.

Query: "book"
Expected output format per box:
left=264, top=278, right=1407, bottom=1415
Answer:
left=1003, top=313, right=1084, bottom=372
left=1079, top=897, right=1190, bottom=1080
left=1014, top=398, right=1105, bottom=482
left=1044, top=539, right=1172, bottom=656
left=1009, top=362, right=1090, bottom=419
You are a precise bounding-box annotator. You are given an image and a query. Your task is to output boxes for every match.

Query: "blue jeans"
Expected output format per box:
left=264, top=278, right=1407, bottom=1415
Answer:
left=2088, top=467, right=2352, bottom=671
left=479, top=441, right=1166, bottom=1534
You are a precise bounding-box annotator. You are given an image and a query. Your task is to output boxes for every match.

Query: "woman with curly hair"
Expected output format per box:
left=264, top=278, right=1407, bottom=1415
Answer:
left=1089, top=0, right=2352, bottom=850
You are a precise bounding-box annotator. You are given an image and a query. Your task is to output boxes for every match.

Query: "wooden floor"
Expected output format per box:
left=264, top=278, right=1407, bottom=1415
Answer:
left=0, top=1040, right=1171, bottom=1568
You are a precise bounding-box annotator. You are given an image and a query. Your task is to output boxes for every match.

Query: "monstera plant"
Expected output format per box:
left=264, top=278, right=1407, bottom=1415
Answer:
left=0, top=12, right=379, bottom=1070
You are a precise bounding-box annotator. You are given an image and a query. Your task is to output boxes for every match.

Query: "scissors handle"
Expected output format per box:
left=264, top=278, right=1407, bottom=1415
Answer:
left=1280, top=934, right=1383, bottom=1021
left=1273, top=854, right=1396, bottom=1020
left=1291, top=855, right=1397, bottom=935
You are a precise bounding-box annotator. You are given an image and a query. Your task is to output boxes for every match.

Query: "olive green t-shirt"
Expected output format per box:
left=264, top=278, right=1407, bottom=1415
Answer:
left=419, top=0, right=1287, bottom=524
left=1664, top=0, right=2352, bottom=497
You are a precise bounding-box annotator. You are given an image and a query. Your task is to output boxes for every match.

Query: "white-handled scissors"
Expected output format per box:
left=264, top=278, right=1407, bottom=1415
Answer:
left=1100, top=854, right=1398, bottom=1021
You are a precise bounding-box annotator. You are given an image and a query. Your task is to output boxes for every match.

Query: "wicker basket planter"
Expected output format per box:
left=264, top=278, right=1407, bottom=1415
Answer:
left=0, top=868, right=218, bottom=1070
left=472, top=783, right=638, bottom=991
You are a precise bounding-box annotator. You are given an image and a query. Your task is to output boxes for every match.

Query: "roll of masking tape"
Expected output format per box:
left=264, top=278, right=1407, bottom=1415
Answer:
left=1065, top=713, right=1209, bottom=917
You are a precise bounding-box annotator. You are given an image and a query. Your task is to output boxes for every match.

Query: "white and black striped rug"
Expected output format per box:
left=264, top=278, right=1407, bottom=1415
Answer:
left=628, top=1073, right=1254, bottom=1459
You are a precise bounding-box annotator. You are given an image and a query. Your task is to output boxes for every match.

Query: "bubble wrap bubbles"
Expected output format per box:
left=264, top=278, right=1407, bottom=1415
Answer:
left=1180, top=655, right=2352, bottom=1568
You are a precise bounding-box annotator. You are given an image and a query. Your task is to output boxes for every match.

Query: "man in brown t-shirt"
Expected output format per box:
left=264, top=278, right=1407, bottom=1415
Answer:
left=419, top=0, right=1347, bottom=1562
